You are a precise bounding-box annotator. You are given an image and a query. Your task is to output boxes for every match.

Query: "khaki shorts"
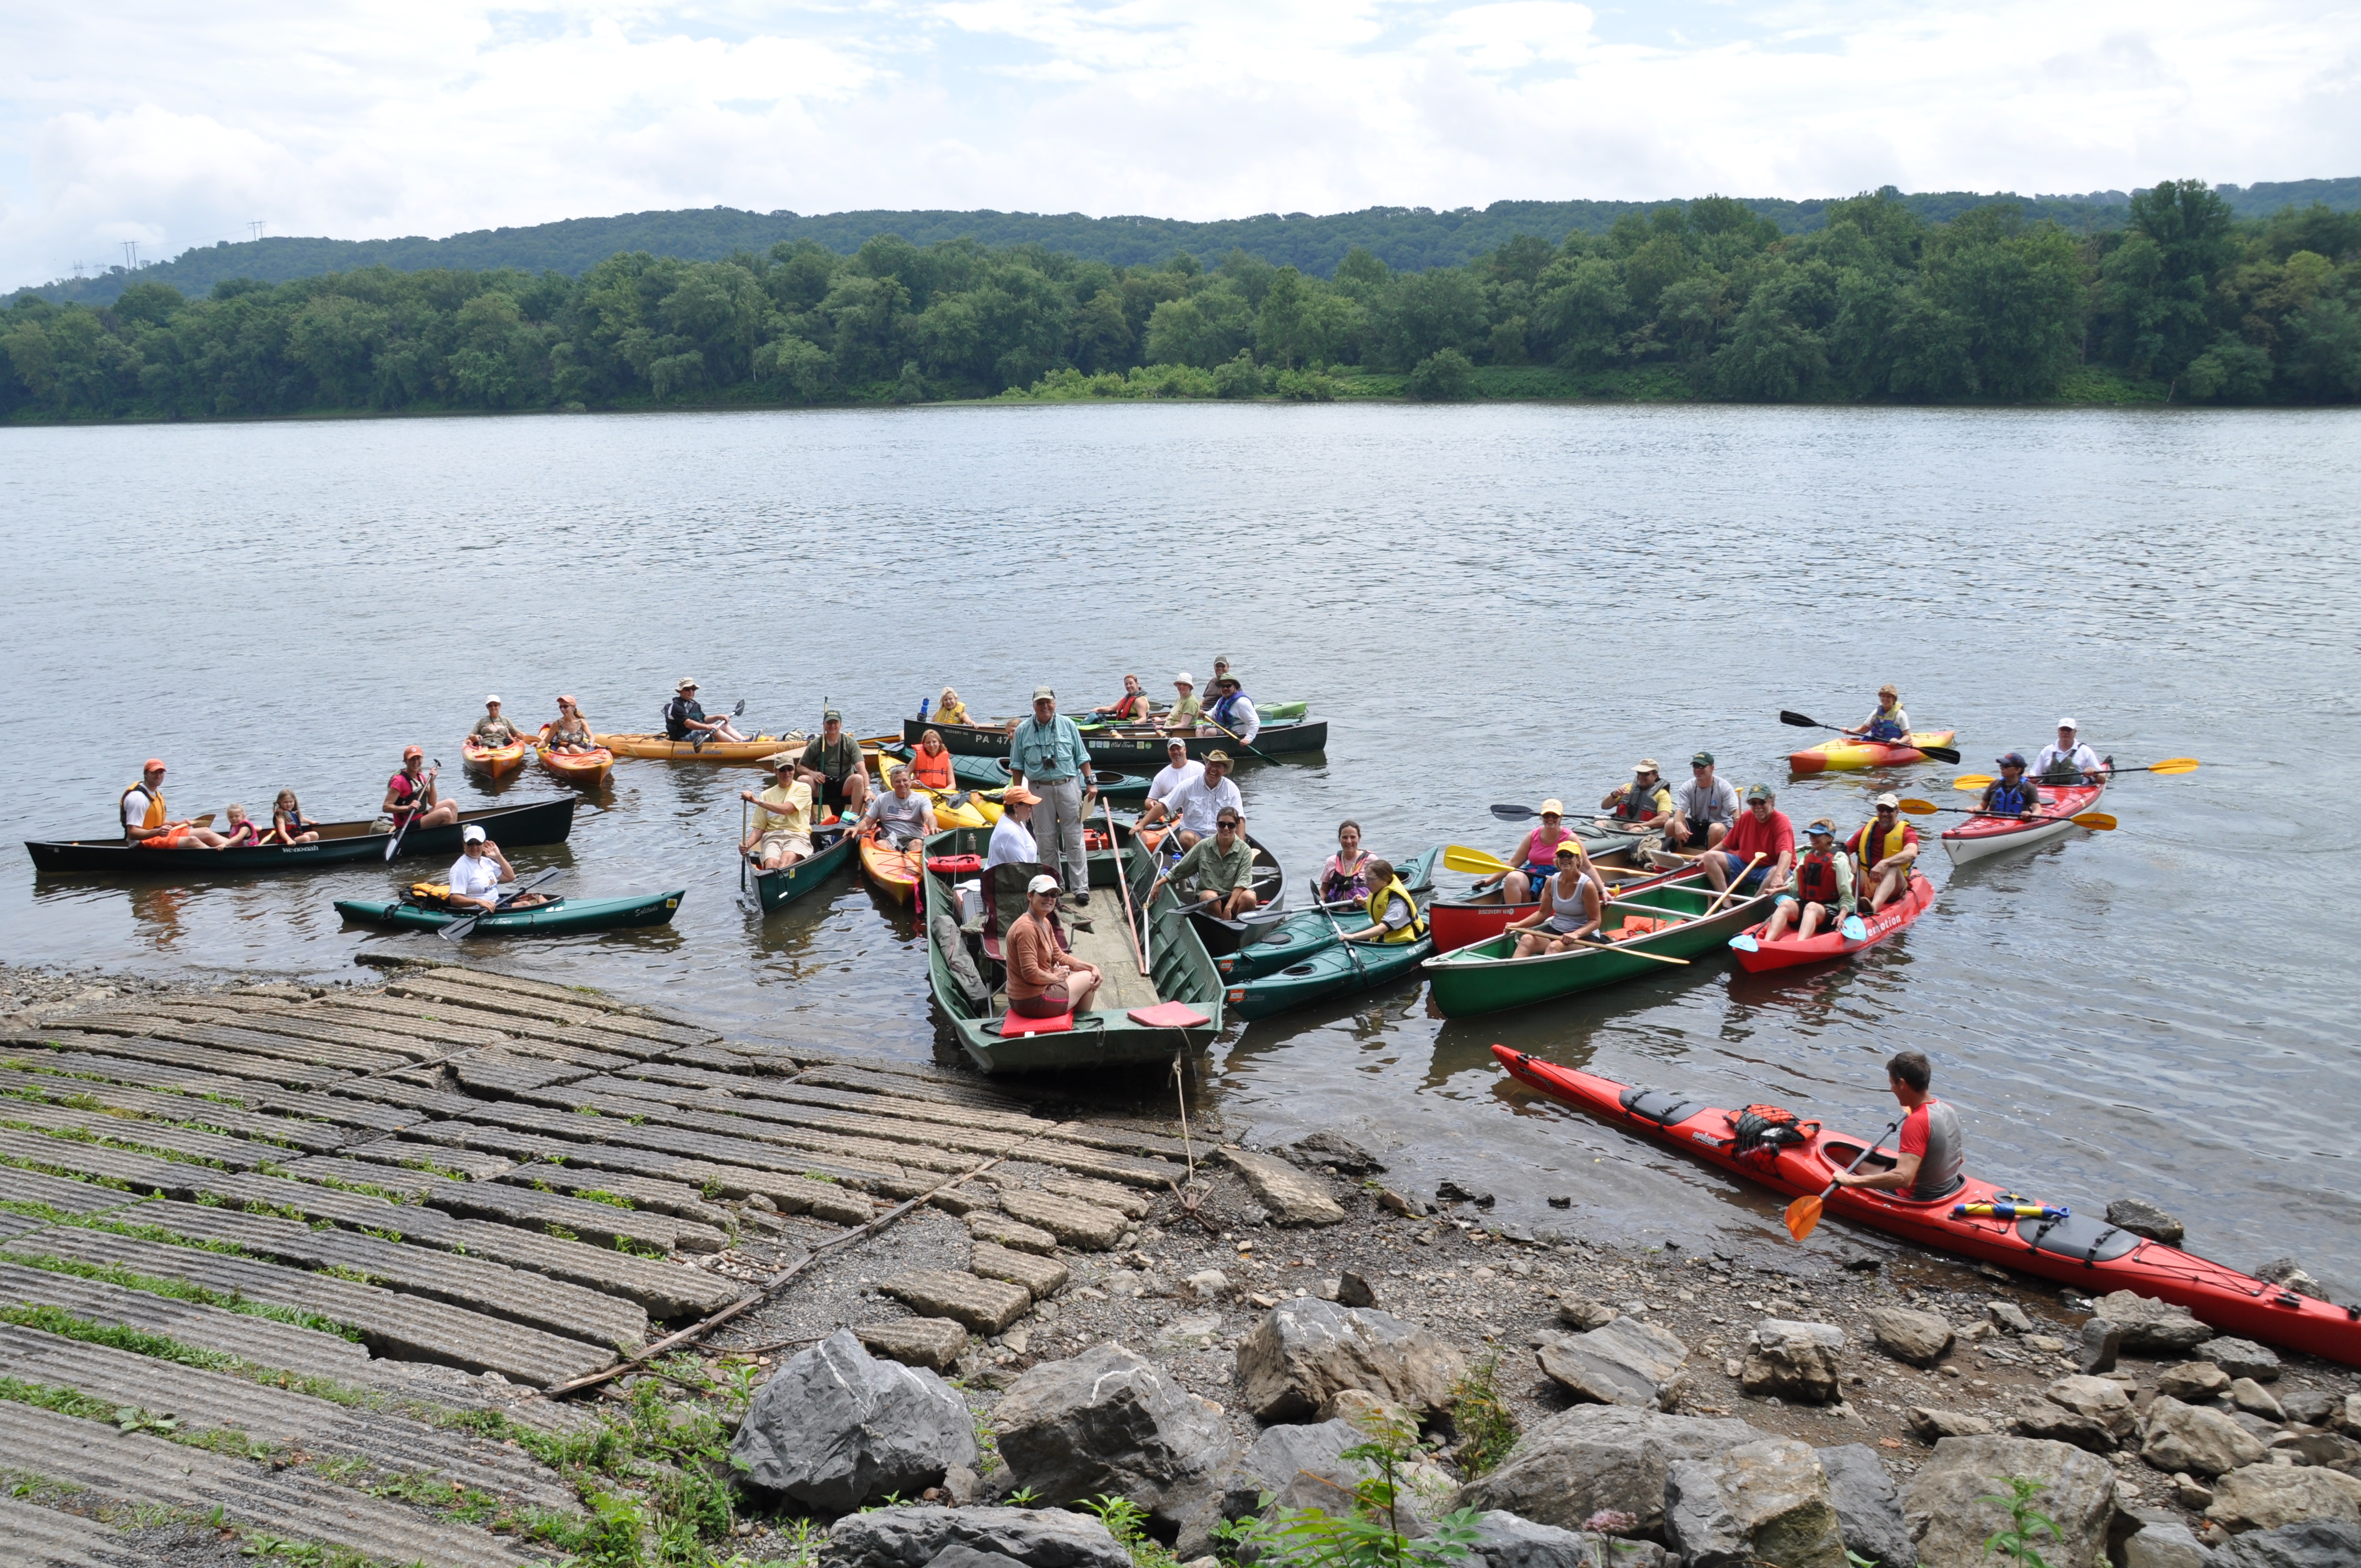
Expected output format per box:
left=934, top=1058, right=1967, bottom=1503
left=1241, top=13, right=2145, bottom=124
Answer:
left=759, top=830, right=812, bottom=859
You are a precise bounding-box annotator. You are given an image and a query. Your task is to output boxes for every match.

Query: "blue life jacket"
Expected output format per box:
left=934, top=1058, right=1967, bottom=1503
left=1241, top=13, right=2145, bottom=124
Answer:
left=1865, top=705, right=1907, bottom=743
left=1986, top=779, right=2038, bottom=816
left=1211, top=690, right=1250, bottom=729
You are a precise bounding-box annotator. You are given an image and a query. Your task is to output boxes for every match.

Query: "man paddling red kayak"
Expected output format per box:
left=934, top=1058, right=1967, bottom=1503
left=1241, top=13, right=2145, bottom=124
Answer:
left=1830, top=1051, right=1963, bottom=1202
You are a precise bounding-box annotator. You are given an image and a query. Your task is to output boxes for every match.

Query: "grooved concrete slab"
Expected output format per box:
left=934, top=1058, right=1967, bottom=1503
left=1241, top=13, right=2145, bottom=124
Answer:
left=970, top=1243, right=1070, bottom=1301
left=878, top=1269, right=1030, bottom=1334
left=1042, top=1177, right=1156, bottom=1218
left=516, top=1084, right=986, bottom=1178
left=397, top=1117, right=868, bottom=1215
left=245, top=1086, right=422, bottom=1133
left=73, top=1017, right=411, bottom=1072
left=0, top=1323, right=582, bottom=1513
left=340, top=1137, right=520, bottom=1181
left=0, top=1125, right=186, bottom=1190
left=0, top=1400, right=536, bottom=1568
left=452, top=1099, right=925, bottom=1195
left=390, top=973, right=623, bottom=1027
left=489, top=1038, right=639, bottom=1071
left=0, top=1211, right=41, bottom=1239
left=998, top=1189, right=1128, bottom=1249
left=0, top=1067, right=348, bottom=1152
left=181, top=1009, right=444, bottom=1060
left=320, top=993, right=520, bottom=1042
left=324, top=1077, right=485, bottom=1116
left=0, top=1491, right=145, bottom=1566
left=8, top=1229, right=616, bottom=1386
left=489, top=1164, right=728, bottom=1226
left=0, top=1044, right=260, bottom=1101
left=414, top=1174, right=727, bottom=1253
left=966, top=1211, right=1058, bottom=1255
left=797, top=1063, right=1031, bottom=1110
left=856, top=1317, right=968, bottom=1370
left=0, top=1032, right=345, bottom=1088
left=0, top=1099, right=285, bottom=1169
left=278, top=1153, right=454, bottom=1199
left=456, top=1053, right=596, bottom=1095
left=0, top=1259, right=376, bottom=1379
left=0, top=1167, right=143, bottom=1216
left=130, top=1199, right=649, bottom=1349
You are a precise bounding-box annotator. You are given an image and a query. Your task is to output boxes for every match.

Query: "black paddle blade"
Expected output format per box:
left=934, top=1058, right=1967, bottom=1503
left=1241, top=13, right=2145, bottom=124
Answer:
left=1921, top=745, right=1962, bottom=764
left=1778, top=710, right=1821, bottom=729
left=1489, top=803, right=1538, bottom=821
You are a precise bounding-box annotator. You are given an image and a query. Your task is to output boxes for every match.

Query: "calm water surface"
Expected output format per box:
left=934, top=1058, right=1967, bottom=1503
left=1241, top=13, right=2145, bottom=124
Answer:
left=3, top=404, right=2356, bottom=1289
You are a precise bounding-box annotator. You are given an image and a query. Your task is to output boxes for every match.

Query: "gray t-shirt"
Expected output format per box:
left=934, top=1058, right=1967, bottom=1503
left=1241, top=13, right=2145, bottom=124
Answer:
left=869, top=790, right=931, bottom=843
left=1675, top=776, right=1740, bottom=827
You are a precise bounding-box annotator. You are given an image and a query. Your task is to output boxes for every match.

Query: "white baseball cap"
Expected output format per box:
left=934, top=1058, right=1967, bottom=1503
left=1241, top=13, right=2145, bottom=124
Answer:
left=1027, top=874, right=1060, bottom=894
left=1174, top=672, right=1194, bottom=685
left=461, top=825, right=486, bottom=843
left=485, top=695, right=502, bottom=705
left=2057, top=716, right=2077, bottom=730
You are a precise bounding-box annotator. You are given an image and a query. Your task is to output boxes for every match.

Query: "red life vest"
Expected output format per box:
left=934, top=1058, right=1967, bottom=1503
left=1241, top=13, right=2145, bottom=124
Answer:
left=1795, top=848, right=1840, bottom=905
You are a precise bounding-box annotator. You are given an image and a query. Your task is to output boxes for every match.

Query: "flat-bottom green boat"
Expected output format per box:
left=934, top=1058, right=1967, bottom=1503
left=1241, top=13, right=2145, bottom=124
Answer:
left=921, top=825, right=1223, bottom=1073
left=753, top=825, right=856, bottom=913
left=1422, top=870, right=1771, bottom=1017
left=334, top=889, right=683, bottom=936
left=1228, top=932, right=1435, bottom=1021
left=1214, top=846, right=1441, bottom=980
left=892, top=747, right=1154, bottom=803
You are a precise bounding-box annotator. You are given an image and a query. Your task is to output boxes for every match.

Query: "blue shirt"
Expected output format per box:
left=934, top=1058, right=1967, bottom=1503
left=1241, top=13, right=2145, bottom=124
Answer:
left=1009, top=714, right=1091, bottom=782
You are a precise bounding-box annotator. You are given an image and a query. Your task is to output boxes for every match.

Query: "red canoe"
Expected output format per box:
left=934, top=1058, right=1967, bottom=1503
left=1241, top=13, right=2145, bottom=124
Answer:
left=1493, top=1047, right=2361, bottom=1367
left=1730, top=872, right=1935, bottom=973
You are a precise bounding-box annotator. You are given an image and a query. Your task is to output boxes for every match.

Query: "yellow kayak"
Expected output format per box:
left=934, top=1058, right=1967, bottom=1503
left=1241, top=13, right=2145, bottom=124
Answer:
left=595, top=732, right=804, bottom=763
left=1788, top=729, right=1957, bottom=774
left=866, top=748, right=998, bottom=827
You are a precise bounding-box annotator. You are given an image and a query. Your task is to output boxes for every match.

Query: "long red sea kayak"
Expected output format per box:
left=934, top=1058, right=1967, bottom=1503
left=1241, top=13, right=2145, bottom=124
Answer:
left=1493, top=1047, right=2361, bottom=1366
left=1729, top=872, right=1935, bottom=973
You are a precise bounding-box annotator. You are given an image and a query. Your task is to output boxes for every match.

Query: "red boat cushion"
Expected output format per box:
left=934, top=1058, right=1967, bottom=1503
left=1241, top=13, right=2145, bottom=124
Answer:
left=927, top=854, right=984, bottom=875
left=1126, top=1002, right=1210, bottom=1028
left=1001, top=1008, right=1073, bottom=1037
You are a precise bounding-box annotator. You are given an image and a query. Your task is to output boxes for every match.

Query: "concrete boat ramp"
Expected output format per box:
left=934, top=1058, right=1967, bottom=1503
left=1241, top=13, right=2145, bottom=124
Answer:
left=0, top=961, right=1183, bottom=1564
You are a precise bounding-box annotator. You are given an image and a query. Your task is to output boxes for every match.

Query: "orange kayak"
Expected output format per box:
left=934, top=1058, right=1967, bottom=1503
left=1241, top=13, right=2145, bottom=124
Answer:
left=462, top=738, right=529, bottom=776
left=858, top=827, right=921, bottom=904
left=594, top=732, right=801, bottom=763
left=539, top=745, right=614, bottom=788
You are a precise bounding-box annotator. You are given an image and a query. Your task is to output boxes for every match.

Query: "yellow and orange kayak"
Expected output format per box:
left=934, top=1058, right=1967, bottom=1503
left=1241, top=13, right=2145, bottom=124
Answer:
left=462, top=738, right=529, bottom=777
left=858, top=826, right=921, bottom=904
left=539, top=745, right=614, bottom=787
left=594, top=732, right=803, bottom=763
left=1788, top=730, right=1956, bottom=774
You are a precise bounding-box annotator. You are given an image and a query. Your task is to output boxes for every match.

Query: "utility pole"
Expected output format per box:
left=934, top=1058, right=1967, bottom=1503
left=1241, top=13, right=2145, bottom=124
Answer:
left=249, top=220, right=264, bottom=241
left=121, top=240, right=139, bottom=270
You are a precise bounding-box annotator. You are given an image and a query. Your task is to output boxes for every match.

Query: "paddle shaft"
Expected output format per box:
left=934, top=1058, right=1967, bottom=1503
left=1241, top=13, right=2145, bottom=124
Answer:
left=692, top=698, right=747, bottom=755
left=1105, top=799, right=1149, bottom=976
left=1700, top=853, right=1765, bottom=917
left=439, top=867, right=561, bottom=941
left=1199, top=714, right=1273, bottom=765
left=1902, top=800, right=2115, bottom=827
left=384, top=761, right=441, bottom=862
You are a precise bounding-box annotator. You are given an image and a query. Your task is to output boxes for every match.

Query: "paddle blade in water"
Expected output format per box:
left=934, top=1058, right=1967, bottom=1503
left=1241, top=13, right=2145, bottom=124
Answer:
left=2072, top=812, right=2118, bottom=830
left=1921, top=745, right=1962, bottom=764
left=1778, top=710, right=1821, bottom=729
left=1443, top=844, right=1515, bottom=876
left=1488, top=803, right=1539, bottom=821
left=1898, top=798, right=1939, bottom=815
left=1783, top=1193, right=1824, bottom=1242
left=1952, top=774, right=1994, bottom=791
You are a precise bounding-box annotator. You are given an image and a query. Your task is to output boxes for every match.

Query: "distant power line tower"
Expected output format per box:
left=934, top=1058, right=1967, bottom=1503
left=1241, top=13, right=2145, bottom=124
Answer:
left=121, top=240, right=140, bottom=269
left=71, top=259, right=85, bottom=277
left=249, top=220, right=265, bottom=241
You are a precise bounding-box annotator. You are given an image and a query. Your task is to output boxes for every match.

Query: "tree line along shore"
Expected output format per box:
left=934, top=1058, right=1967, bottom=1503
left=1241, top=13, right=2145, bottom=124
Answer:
left=4, top=180, right=2357, bottom=425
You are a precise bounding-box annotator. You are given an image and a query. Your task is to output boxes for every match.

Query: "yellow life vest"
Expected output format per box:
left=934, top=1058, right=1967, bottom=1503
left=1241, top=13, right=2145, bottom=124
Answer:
left=938, top=701, right=969, bottom=726
left=1851, top=819, right=1912, bottom=867
left=121, top=783, right=166, bottom=837
left=409, top=883, right=456, bottom=905
left=1363, top=878, right=1427, bottom=944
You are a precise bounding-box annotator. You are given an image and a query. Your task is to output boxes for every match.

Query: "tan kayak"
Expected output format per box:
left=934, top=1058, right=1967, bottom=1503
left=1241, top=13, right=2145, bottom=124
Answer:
left=594, top=731, right=806, bottom=763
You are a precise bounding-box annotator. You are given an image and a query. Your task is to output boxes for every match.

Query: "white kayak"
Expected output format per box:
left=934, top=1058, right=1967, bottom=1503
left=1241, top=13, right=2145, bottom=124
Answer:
left=1940, top=780, right=2107, bottom=865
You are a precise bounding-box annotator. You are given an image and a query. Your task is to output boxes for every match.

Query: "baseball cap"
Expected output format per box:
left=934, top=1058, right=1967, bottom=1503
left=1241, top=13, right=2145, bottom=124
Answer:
left=823, top=709, right=842, bottom=723
left=1032, top=686, right=1056, bottom=702
left=1174, top=672, right=1194, bottom=686
left=1997, top=751, right=2027, bottom=768
left=1002, top=785, right=1041, bottom=805
left=485, top=695, right=502, bottom=706
left=1166, top=737, right=1189, bottom=752
left=1691, top=752, right=1714, bottom=767
left=143, top=757, right=166, bottom=772
left=461, top=825, right=486, bottom=843
left=557, top=694, right=576, bottom=707
left=402, top=745, right=423, bottom=761
left=2057, top=716, right=2077, bottom=730
left=1874, top=792, right=1900, bottom=809
left=1553, top=841, right=1585, bottom=859
left=1539, top=799, right=1564, bottom=816
left=1027, top=873, right=1060, bottom=894
left=1745, top=782, right=1775, bottom=801
left=1806, top=818, right=1836, bottom=836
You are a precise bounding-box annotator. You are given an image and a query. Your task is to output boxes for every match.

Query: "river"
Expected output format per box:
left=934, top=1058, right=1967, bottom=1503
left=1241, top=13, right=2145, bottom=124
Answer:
left=3, top=401, right=2355, bottom=1292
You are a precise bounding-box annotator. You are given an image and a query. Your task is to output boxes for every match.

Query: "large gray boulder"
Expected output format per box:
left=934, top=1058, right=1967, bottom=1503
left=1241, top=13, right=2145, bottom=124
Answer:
left=1223, top=1419, right=1365, bottom=1520
left=2012, top=1375, right=2139, bottom=1453
left=1866, top=1306, right=1954, bottom=1369
left=2107, top=1198, right=2186, bottom=1245
left=1468, top=1513, right=1674, bottom=1568
left=1451, top=1404, right=1765, bottom=1536
left=2199, top=1338, right=2284, bottom=1383
left=1743, top=1319, right=1846, bottom=1404
left=2143, top=1396, right=2269, bottom=1479
left=823, top=1507, right=1132, bottom=1568
left=2213, top=1520, right=2361, bottom=1568
left=2204, top=1465, right=2361, bottom=1535
left=995, top=1343, right=1236, bottom=1551
left=1536, top=1316, right=1691, bottom=1411
left=732, top=1329, right=979, bottom=1510
left=1664, top=1438, right=1848, bottom=1568
left=2121, top=1515, right=2213, bottom=1568
left=1899, top=1435, right=2118, bottom=1568
left=1234, top=1299, right=1466, bottom=1422
left=2093, top=1291, right=2213, bottom=1355
left=1815, top=1444, right=1915, bottom=1567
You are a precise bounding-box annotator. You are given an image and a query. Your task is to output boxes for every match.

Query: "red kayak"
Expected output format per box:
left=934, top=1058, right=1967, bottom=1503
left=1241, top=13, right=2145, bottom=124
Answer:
left=1493, top=1047, right=2361, bottom=1367
left=1729, top=873, right=1935, bottom=973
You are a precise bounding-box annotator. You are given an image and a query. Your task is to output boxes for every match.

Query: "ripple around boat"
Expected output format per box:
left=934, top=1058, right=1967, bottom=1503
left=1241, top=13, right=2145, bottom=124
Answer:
left=24, top=797, right=579, bottom=878
left=902, top=716, right=1326, bottom=765
left=920, top=823, right=1223, bottom=1073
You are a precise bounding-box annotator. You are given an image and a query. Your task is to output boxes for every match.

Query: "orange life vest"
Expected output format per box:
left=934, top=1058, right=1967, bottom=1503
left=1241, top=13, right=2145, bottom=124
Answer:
left=911, top=747, right=955, bottom=791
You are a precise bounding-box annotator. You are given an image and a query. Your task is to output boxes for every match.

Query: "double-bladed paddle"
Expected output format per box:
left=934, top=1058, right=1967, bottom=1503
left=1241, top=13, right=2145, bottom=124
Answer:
left=1953, top=758, right=2196, bottom=791
left=1780, top=710, right=1961, bottom=765
left=1488, top=803, right=1648, bottom=832
left=384, top=760, right=441, bottom=862
left=1786, top=1118, right=1903, bottom=1241
left=1897, top=798, right=2116, bottom=830
left=437, top=868, right=562, bottom=941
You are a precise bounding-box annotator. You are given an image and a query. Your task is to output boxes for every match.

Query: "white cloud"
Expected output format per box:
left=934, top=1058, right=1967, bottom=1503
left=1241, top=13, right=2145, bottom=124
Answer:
left=2, top=0, right=2354, bottom=289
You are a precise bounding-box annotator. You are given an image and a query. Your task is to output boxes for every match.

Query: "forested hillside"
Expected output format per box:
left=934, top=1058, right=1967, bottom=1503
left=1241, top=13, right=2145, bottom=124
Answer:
left=18, top=179, right=2360, bottom=309
left=5, top=182, right=2356, bottom=422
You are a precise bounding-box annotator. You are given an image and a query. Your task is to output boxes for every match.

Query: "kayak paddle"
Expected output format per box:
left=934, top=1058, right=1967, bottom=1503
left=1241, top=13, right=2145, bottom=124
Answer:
left=1898, top=798, right=2116, bottom=830
left=1444, top=843, right=1515, bottom=876
left=1779, top=710, right=1961, bottom=765
left=1785, top=1117, right=1903, bottom=1241
left=1954, top=757, right=2196, bottom=791
left=438, top=868, right=562, bottom=941
left=384, top=760, right=440, bottom=862
left=1489, top=803, right=1648, bottom=833
left=692, top=699, right=747, bottom=755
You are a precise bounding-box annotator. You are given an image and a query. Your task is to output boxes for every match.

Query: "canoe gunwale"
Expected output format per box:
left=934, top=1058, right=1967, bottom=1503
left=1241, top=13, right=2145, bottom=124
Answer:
left=752, top=827, right=857, bottom=913
left=24, top=796, right=579, bottom=878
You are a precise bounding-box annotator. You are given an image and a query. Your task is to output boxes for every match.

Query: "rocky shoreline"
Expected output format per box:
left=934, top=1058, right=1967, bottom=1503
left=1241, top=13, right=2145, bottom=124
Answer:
left=2, top=960, right=2357, bottom=1567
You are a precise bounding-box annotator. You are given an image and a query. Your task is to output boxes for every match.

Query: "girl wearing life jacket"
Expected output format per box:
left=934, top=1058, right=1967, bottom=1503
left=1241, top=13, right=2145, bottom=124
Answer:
left=1849, top=795, right=1921, bottom=912
left=1502, top=803, right=1576, bottom=905
left=1759, top=819, right=1856, bottom=941
left=936, top=688, right=970, bottom=727
left=1092, top=674, right=1153, bottom=723
left=270, top=789, right=320, bottom=844
left=381, top=747, right=459, bottom=834
left=1340, top=859, right=1428, bottom=946
left=910, top=731, right=958, bottom=792
left=1505, top=842, right=1604, bottom=957
left=1845, top=684, right=1911, bottom=745
left=1978, top=754, right=2043, bottom=819
left=1319, top=820, right=1375, bottom=905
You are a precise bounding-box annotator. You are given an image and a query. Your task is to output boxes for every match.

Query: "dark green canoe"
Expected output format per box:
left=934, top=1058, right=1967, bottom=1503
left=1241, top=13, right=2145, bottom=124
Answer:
left=1214, top=846, right=1441, bottom=980
left=753, top=826, right=856, bottom=913
left=889, top=746, right=1154, bottom=802
left=1227, top=932, right=1434, bottom=1021
left=334, top=889, right=683, bottom=935
left=1422, top=872, right=1772, bottom=1017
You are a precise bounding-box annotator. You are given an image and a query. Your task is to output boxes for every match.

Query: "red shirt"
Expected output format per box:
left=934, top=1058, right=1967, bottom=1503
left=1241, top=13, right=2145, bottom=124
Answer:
left=1722, top=808, right=1794, bottom=866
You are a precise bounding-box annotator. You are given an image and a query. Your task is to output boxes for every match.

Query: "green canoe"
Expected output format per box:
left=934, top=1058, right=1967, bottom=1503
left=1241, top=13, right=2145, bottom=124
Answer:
left=752, top=826, right=856, bottom=913
left=1227, top=932, right=1435, bottom=1021
left=1421, top=872, right=1771, bottom=1017
left=890, top=746, right=1155, bottom=803
left=921, top=824, right=1223, bottom=1073
left=334, top=889, right=684, bottom=935
left=1214, top=846, right=1442, bottom=980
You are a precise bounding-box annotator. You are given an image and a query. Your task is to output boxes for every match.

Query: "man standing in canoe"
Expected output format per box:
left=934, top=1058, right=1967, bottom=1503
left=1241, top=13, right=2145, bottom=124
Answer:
left=666, top=679, right=748, bottom=745
left=1137, top=749, right=1241, bottom=852
left=1758, top=818, right=1855, bottom=942
left=121, top=760, right=230, bottom=849
left=2033, top=719, right=2106, bottom=786
left=470, top=696, right=521, bottom=747
left=1601, top=759, right=1675, bottom=833
left=1163, top=673, right=1204, bottom=733
left=1850, top=793, right=1922, bottom=912
left=1206, top=673, right=1260, bottom=745
left=1844, top=685, right=1911, bottom=744
left=1666, top=751, right=1738, bottom=856
left=797, top=709, right=870, bottom=820
left=383, top=747, right=458, bottom=833
left=1007, top=873, right=1102, bottom=1019
left=1978, top=753, right=2043, bottom=818
left=1701, top=783, right=1794, bottom=896
left=738, top=755, right=815, bottom=870
left=1153, top=806, right=1259, bottom=919
left=1092, top=674, right=1152, bottom=722
left=1008, top=688, right=1100, bottom=905
left=1829, top=1051, right=1965, bottom=1203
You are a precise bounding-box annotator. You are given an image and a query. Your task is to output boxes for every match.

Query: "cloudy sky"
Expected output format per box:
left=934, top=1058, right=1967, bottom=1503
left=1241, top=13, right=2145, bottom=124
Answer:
left=4, top=0, right=2356, bottom=289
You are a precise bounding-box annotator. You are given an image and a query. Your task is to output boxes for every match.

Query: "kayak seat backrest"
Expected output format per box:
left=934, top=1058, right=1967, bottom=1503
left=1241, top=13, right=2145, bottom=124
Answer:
left=982, top=860, right=1042, bottom=962
left=1618, top=1086, right=1705, bottom=1126
left=2017, top=1212, right=2142, bottom=1265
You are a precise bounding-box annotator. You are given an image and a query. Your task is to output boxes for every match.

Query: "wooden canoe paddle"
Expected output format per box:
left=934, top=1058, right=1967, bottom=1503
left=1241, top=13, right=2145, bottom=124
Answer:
left=1898, top=798, right=2117, bottom=830
left=1780, top=710, right=1961, bottom=765
left=1954, top=758, right=2196, bottom=791
left=1786, top=1118, right=1904, bottom=1241
left=1104, top=798, right=1149, bottom=977
left=1699, top=853, right=1765, bottom=916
